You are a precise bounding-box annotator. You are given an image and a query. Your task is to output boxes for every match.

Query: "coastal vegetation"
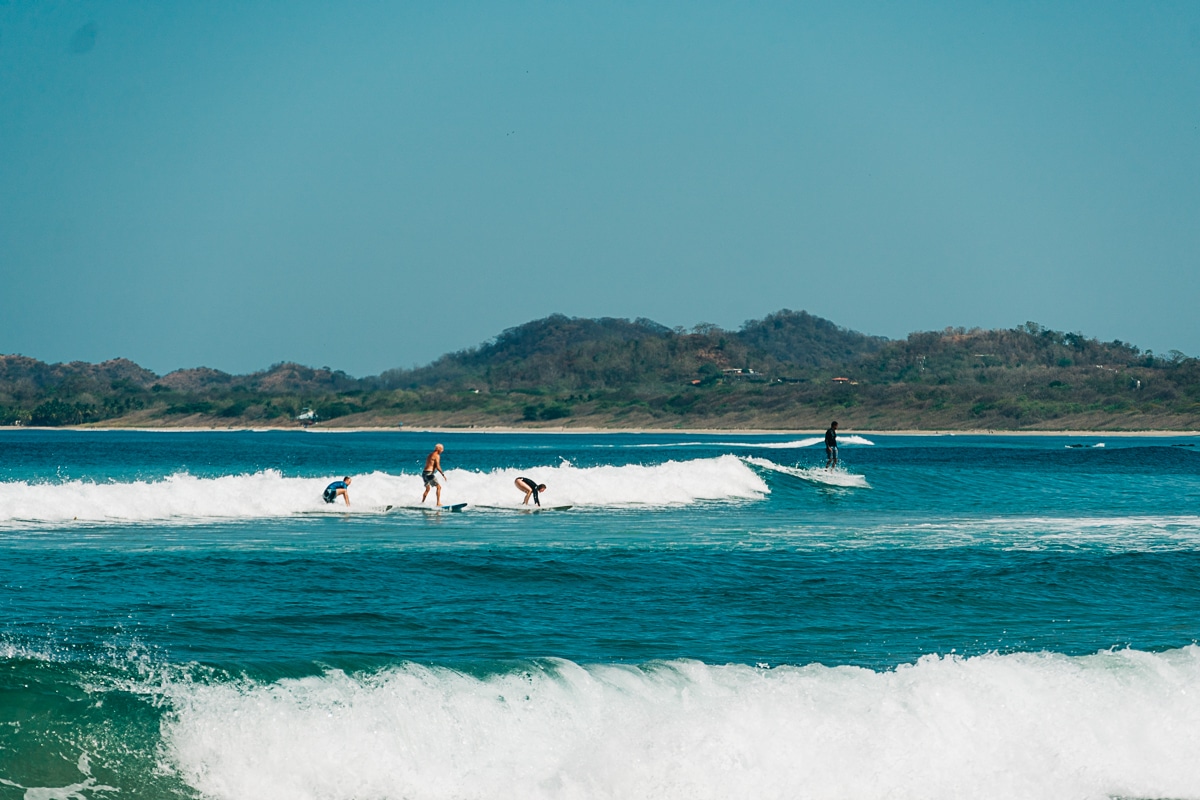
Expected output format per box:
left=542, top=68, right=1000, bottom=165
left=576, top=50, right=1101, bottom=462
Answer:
left=2, top=311, right=1198, bottom=430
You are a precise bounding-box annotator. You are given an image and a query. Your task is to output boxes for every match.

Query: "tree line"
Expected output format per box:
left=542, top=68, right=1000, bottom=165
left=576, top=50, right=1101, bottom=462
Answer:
left=2, top=311, right=1197, bottom=429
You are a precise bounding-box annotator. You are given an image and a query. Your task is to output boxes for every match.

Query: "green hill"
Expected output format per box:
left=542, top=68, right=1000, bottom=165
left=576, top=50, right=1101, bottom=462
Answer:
left=2, top=313, right=1197, bottom=430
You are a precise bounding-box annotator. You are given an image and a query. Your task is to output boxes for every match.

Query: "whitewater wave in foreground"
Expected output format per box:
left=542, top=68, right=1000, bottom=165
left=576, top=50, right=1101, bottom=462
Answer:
left=145, top=647, right=1200, bottom=800
left=746, top=456, right=871, bottom=488
left=0, top=456, right=768, bottom=526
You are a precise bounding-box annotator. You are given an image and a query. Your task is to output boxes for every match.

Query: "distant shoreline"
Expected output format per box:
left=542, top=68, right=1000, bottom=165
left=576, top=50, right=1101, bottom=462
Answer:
left=5, top=425, right=1196, bottom=437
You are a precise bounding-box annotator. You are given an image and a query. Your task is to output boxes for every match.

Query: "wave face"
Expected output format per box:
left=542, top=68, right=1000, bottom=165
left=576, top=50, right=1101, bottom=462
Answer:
left=0, top=456, right=768, bottom=526
left=745, top=456, right=872, bottom=487
left=6, top=647, right=1194, bottom=800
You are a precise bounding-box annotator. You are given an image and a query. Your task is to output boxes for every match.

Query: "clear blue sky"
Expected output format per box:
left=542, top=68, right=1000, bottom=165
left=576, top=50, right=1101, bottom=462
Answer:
left=3, top=1, right=1198, bottom=376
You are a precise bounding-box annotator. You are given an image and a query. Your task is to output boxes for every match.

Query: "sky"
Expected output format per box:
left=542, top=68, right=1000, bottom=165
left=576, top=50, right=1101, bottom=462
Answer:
left=2, top=1, right=1198, bottom=377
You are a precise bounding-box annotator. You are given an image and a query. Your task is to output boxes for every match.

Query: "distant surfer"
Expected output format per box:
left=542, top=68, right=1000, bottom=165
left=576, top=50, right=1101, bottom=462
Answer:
left=515, top=476, right=547, bottom=507
left=825, top=421, right=839, bottom=469
left=323, top=476, right=351, bottom=506
left=421, top=444, right=447, bottom=505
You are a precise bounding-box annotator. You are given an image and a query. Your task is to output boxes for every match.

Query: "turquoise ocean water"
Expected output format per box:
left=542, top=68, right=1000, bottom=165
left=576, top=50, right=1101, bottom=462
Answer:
left=1, top=429, right=1199, bottom=799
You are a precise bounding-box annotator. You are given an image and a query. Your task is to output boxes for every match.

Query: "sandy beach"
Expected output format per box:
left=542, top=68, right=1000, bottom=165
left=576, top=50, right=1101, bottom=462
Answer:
left=19, top=424, right=1198, bottom=436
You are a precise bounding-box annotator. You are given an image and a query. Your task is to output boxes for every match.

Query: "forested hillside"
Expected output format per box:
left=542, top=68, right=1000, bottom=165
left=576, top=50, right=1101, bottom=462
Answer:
left=2, top=312, right=1197, bottom=429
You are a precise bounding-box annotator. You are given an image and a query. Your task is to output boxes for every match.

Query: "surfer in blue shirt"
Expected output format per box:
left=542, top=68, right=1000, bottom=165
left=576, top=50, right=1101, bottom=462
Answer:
left=825, top=421, right=839, bottom=469
left=515, top=477, right=547, bottom=507
left=323, top=477, right=352, bottom=506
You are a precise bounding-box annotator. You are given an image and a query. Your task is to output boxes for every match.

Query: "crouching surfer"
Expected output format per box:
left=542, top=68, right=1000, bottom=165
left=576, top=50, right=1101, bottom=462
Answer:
left=515, top=476, right=547, bottom=507
left=323, top=476, right=351, bottom=506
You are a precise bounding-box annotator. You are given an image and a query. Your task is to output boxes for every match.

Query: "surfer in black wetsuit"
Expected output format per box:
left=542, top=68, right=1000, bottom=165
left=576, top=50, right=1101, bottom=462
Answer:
left=515, top=477, right=547, bottom=507
left=825, top=421, right=839, bottom=469
left=323, top=477, right=352, bottom=506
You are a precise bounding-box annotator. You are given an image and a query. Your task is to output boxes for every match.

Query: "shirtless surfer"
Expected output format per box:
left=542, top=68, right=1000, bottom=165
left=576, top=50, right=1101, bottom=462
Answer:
left=421, top=444, right=447, bottom=505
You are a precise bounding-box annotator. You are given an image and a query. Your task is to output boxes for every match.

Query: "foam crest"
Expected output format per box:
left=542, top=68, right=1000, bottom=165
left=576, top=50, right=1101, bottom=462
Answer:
left=437, top=455, right=767, bottom=509
left=746, top=456, right=871, bottom=488
left=159, top=648, right=1200, bottom=800
left=623, top=435, right=874, bottom=449
left=0, top=470, right=394, bottom=526
left=0, top=457, right=768, bottom=526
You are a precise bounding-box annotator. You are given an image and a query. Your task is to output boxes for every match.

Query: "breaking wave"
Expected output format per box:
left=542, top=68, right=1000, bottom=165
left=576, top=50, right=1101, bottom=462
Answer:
left=155, top=647, right=1200, bottom=800
left=618, top=435, right=875, bottom=449
left=7, top=646, right=1193, bottom=800
left=0, top=456, right=769, bottom=526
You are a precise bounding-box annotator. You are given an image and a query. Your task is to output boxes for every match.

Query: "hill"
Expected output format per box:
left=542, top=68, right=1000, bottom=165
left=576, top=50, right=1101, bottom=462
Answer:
left=1, top=312, right=1197, bottom=430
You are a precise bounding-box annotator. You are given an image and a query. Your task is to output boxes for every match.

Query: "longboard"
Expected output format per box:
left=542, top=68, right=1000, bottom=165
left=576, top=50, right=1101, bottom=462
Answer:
left=369, top=503, right=468, bottom=514
left=475, top=504, right=573, bottom=512
left=426, top=502, right=467, bottom=512
left=300, top=505, right=393, bottom=515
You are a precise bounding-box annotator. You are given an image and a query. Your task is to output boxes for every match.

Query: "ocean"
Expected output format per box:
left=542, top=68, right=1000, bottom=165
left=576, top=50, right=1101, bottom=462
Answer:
left=1, top=429, right=1198, bottom=799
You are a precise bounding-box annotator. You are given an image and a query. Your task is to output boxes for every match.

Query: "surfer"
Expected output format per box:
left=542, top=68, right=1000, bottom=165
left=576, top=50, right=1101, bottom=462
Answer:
left=421, top=444, right=447, bottom=505
left=323, top=477, right=352, bottom=506
left=514, top=476, right=547, bottom=507
left=825, top=421, right=839, bottom=469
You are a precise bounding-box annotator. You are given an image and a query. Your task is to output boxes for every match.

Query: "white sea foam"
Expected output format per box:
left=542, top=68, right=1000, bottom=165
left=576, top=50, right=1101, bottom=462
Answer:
left=0, top=456, right=768, bottom=526
left=793, top=515, right=1200, bottom=552
left=745, top=456, right=871, bottom=488
left=0, top=751, right=118, bottom=800
left=157, top=647, right=1200, bottom=800
left=623, top=435, right=875, bottom=449
left=438, top=455, right=767, bottom=509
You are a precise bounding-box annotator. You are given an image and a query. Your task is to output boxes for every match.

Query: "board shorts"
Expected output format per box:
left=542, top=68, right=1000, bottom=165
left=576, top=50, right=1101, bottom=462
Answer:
left=323, top=488, right=337, bottom=503
left=422, top=471, right=440, bottom=487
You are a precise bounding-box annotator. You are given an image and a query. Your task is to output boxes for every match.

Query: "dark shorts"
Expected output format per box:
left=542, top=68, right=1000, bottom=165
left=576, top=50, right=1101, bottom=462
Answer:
left=323, top=489, right=337, bottom=503
left=422, top=471, right=440, bottom=487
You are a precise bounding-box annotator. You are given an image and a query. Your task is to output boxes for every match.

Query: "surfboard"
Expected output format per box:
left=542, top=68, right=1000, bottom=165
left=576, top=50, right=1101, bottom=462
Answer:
left=474, top=504, right=572, bottom=512
left=300, top=504, right=393, bottom=515
left=429, top=502, right=467, bottom=512
left=383, top=502, right=467, bottom=513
